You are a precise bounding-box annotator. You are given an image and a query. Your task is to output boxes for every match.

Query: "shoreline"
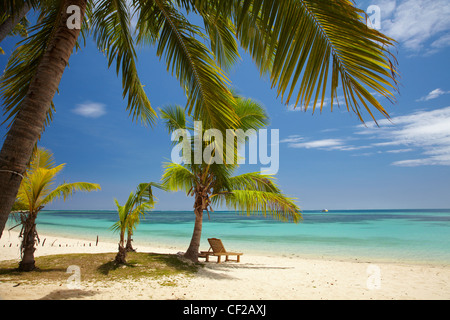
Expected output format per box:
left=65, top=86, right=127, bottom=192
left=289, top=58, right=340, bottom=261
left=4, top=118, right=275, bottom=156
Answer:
left=1, top=230, right=450, bottom=300
left=10, top=208, right=449, bottom=268
left=3, top=226, right=448, bottom=268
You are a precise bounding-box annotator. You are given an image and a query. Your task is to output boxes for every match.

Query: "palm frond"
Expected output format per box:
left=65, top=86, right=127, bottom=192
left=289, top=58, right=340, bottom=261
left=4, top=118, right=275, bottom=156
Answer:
left=92, top=0, right=157, bottom=126
left=15, top=147, right=101, bottom=213
left=136, top=0, right=240, bottom=131
left=17, top=164, right=65, bottom=212
left=28, top=147, right=55, bottom=171
left=133, top=181, right=165, bottom=207
left=159, top=104, right=191, bottom=133
left=234, top=0, right=398, bottom=123
left=217, top=189, right=301, bottom=223
left=127, top=201, right=153, bottom=229
left=234, top=96, right=269, bottom=130
left=232, top=0, right=276, bottom=76
left=122, top=190, right=137, bottom=215
left=40, top=181, right=101, bottom=206
left=202, top=13, right=240, bottom=71
left=112, top=182, right=159, bottom=234
left=226, top=172, right=280, bottom=193
left=161, top=161, right=195, bottom=193
left=111, top=198, right=126, bottom=233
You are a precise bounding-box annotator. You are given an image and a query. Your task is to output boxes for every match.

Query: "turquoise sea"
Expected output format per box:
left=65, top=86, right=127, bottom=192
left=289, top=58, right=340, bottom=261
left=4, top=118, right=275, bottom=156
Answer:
left=5, top=209, right=450, bottom=265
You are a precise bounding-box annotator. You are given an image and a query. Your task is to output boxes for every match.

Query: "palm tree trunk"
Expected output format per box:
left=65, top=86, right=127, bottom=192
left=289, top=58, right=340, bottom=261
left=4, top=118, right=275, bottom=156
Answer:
left=19, top=213, right=37, bottom=271
left=0, top=2, right=31, bottom=44
left=125, top=229, right=135, bottom=252
left=115, top=244, right=127, bottom=264
left=184, top=208, right=203, bottom=262
left=115, top=231, right=127, bottom=264
left=0, top=0, right=87, bottom=238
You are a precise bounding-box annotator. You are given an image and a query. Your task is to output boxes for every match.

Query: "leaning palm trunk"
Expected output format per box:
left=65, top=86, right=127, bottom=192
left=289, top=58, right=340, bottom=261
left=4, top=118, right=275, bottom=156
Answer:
left=0, top=0, right=87, bottom=238
left=184, top=208, right=203, bottom=262
left=184, top=191, right=208, bottom=262
left=19, top=212, right=38, bottom=271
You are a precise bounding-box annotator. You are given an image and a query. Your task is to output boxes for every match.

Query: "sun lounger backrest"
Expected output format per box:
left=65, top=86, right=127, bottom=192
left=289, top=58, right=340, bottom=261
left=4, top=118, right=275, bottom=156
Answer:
left=208, top=238, right=226, bottom=253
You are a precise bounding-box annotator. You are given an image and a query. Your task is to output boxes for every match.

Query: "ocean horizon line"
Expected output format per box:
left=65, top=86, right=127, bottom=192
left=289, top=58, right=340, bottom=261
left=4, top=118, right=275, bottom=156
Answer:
left=38, top=208, right=450, bottom=213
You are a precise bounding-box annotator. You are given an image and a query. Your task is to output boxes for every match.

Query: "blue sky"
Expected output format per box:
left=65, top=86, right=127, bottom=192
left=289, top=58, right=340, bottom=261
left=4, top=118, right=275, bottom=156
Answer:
left=1, top=0, right=450, bottom=211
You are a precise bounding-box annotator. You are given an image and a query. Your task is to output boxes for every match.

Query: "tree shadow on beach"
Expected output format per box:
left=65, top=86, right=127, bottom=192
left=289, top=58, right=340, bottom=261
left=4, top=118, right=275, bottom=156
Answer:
left=196, top=261, right=294, bottom=280
left=38, top=289, right=98, bottom=300
left=0, top=265, right=68, bottom=283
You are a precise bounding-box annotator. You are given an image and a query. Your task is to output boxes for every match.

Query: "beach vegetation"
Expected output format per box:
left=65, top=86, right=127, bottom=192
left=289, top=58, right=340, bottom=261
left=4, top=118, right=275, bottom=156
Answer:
left=160, top=98, right=301, bottom=262
left=111, top=182, right=164, bottom=264
left=0, top=252, right=199, bottom=285
left=0, top=0, right=399, bottom=238
left=10, top=148, right=100, bottom=272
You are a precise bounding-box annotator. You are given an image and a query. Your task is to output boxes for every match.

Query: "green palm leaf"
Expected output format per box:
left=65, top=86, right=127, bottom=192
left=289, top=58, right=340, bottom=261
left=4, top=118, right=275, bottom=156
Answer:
left=218, top=190, right=301, bottom=223
left=201, top=13, right=240, bottom=71
left=136, top=0, right=240, bottom=131
left=234, top=96, right=270, bottom=130
left=15, top=148, right=100, bottom=214
left=159, top=104, right=191, bottom=133
left=161, top=161, right=195, bottom=193
left=92, top=0, right=157, bottom=126
left=227, top=172, right=280, bottom=193
left=40, top=181, right=101, bottom=206
left=111, top=182, right=159, bottom=235
left=231, top=0, right=398, bottom=122
left=28, top=147, right=55, bottom=171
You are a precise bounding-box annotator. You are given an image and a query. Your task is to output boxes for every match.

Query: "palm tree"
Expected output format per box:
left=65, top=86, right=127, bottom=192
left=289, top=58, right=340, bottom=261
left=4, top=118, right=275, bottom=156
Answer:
left=12, top=147, right=101, bottom=271
left=111, top=182, right=162, bottom=264
left=0, top=0, right=91, bottom=239
left=160, top=99, right=301, bottom=262
left=0, top=0, right=399, bottom=237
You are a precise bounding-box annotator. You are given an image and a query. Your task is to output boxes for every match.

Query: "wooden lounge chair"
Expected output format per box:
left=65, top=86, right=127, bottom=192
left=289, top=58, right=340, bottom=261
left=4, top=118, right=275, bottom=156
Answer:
left=199, top=238, right=243, bottom=263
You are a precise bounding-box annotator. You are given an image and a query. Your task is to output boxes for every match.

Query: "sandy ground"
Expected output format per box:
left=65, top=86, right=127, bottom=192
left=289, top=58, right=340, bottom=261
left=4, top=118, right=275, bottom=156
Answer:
left=0, top=230, right=449, bottom=300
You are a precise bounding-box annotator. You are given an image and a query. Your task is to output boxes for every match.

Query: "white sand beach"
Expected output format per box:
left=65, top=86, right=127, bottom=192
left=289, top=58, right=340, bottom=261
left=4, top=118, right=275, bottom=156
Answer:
left=0, top=230, right=449, bottom=300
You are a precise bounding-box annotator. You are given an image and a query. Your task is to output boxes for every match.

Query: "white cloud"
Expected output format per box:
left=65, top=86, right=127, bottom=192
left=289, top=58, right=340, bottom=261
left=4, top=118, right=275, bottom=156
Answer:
left=285, top=138, right=370, bottom=151
left=417, top=88, right=450, bottom=101
left=358, top=106, right=450, bottom=166
left=280, top=135, right=304, bottom=143
left=285, top=105, right=450, bottom=167
left=72, top=102, right=106, bottom=118
left=379, top=0, right=450, bottom=54
left=286, top=104, right=302, bottom=112
left=431, top=34, right=450, bottom=49
left=385, top=148, right=414, bottom=153
left=289, top=139, right=345, bottom=149
left=287, top=99, right=329, bottom=112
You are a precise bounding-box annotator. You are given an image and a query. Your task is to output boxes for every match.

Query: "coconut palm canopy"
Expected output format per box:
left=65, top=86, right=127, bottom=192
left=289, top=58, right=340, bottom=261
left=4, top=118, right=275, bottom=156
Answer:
left=12, top=147, right=100, bottom=271
left=14, top=147, right=101, bottom=214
